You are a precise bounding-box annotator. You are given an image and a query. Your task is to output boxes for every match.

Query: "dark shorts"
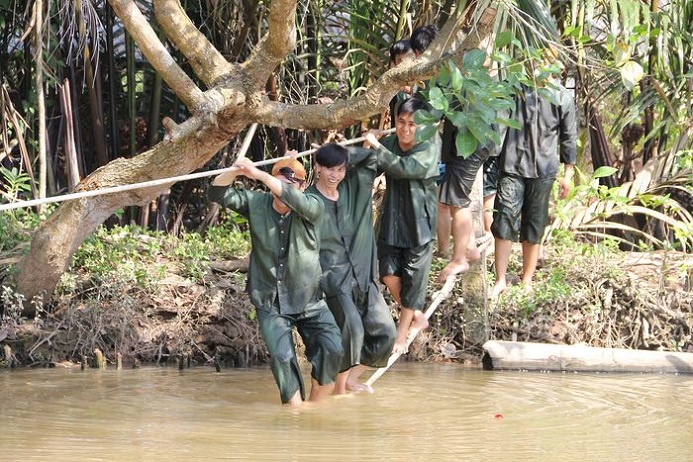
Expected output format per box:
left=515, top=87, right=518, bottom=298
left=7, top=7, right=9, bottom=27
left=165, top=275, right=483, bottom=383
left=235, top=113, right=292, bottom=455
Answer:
left=377, top=240, right=434, bottom=310
left=326, top=281, right=396, bottom=371
left=491, top=173, right=555, bottom=245
left=482, top=156, right=500, bottom=198
left=257, top=300, right=343, bottom=403
left=438, top=151, right=488, bottom=208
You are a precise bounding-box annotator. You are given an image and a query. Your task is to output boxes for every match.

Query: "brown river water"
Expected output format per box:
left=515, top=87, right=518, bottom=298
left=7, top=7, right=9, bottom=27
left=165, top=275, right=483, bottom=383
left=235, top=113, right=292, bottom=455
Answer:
left=1, top=363, right=691, bottom=461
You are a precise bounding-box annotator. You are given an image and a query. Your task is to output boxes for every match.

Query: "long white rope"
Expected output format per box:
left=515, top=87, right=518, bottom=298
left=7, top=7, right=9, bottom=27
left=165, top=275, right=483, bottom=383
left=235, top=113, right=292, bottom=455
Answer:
left=0, top=128, right=394, bottom=213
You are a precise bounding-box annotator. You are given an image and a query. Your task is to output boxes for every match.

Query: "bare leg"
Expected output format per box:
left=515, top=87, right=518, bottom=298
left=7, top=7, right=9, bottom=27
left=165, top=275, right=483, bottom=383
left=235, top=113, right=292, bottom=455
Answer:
left=439, top=205, right=473, bottom=282
left=436, top=202, right=451, bottom=257
left=308, top=377, right=334, bottom=403
left=521, top=240, right=541, bottom=294
left=382, top=274, right=402, bottom=305
left=333, top=370, right=349, bottom=395
left=491, top=238, right=513, bottom=299
left=393, top=306, right=414, bottom=354
left=392, top=307, right=429, bottom=354
left=483, top=194, right=496, bottom=233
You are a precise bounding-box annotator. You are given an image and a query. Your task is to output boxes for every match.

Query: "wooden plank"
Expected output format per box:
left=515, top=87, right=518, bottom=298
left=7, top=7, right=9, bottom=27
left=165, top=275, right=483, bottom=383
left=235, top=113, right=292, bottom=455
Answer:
left=482, top=340, right=693, bottom=374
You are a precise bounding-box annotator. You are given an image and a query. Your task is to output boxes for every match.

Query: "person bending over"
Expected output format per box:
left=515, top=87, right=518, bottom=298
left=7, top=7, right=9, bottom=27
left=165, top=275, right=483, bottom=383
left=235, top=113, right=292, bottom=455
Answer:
left=209, top=157, right=343, bottom=405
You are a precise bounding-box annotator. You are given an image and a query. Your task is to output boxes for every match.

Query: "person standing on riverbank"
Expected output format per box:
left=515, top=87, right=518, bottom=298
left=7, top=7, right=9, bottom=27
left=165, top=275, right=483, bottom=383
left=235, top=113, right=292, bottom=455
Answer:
left=209, top=157, right=343, bottom=405
left=307, top=143, right=396, bottom=394
left=491, top=72, right=577, bottom=298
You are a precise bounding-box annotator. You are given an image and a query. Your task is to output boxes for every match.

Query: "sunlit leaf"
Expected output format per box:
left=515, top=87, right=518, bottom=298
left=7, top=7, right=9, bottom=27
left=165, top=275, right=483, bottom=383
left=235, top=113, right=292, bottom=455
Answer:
left=593, top=166, right=618, bottom=178
left=620, top=60, right=644, bottom=90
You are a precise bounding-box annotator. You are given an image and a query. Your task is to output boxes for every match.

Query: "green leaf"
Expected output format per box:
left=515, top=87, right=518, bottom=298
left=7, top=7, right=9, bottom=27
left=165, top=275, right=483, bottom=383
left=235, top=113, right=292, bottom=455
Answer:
left=497, top=117, right=522, bottom=130
left=620, top=60, right=644, bottom=91
left=593, top=166, right=618, bottom=178
left=414, top=110, right=441, bottom=125
left=495, top=31, right=514, bottom=48
left=428, top=87, right=449, bottom=111
left=416, top=123, right=439, bottom=143
left=455, top=130, right=477, bottom=158
left=462, top=49, right=487, bottom=70
left=450, top=64, right=464, bottom=92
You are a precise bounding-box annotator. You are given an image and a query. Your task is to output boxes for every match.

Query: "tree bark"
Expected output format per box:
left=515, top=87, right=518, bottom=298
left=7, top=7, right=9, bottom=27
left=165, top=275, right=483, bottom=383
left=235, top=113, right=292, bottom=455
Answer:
left=15, top=0, right=497, bottom=313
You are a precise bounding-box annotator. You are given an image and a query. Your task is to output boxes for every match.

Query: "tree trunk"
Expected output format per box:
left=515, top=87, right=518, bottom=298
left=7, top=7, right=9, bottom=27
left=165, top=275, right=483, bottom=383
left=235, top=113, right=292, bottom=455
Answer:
left=482, top=340, right=693, bottom=374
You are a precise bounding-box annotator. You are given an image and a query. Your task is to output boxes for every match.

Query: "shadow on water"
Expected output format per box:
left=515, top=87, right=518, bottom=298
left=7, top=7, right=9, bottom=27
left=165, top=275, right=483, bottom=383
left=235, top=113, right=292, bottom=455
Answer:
left=1, top=363, right=692, bottom=461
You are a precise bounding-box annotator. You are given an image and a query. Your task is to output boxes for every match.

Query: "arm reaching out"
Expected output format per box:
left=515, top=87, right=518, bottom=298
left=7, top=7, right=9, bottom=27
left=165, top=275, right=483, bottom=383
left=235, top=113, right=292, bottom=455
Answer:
left=232, top=157, right=284, bottom=196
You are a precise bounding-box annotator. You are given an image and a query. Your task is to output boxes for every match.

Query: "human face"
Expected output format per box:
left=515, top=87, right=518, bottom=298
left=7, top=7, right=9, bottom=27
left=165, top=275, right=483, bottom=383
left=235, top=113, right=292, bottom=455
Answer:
left=395, top=112, right=418, bottom=151
left=316, top=163, right=347, bottom=189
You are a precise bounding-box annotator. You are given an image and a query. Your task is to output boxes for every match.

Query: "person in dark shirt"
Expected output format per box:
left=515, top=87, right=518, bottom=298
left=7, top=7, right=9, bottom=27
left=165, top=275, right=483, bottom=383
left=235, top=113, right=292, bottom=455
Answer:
left=307, top=143, right=397, bottom=394
left=209, top=156, right=343, bottom=405
left=365, top=97, right=440, bottom=354
left=491, top=80, right=577, bottom=298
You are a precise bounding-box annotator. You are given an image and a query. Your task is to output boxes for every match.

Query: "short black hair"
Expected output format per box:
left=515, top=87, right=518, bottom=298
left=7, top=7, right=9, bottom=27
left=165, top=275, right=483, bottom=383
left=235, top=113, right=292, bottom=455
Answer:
left=315, top=143, right=349, bottom=168
left=389, top=39, right=412, bottom=64
left=411, top=25, right=438, bottom=54
left=396, top=97, right=429, bottom=117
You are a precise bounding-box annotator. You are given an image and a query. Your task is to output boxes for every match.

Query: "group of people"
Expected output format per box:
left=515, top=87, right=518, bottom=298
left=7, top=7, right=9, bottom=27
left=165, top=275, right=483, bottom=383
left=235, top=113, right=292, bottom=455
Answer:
left=209, top=97, right=439, bottom=405
left=208, top=27, right=578, bottom=406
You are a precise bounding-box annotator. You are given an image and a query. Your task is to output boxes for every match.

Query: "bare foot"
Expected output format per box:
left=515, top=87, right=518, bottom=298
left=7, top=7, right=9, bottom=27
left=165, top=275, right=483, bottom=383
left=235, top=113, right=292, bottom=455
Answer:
left=438, top=260, right=468, bottom=282
left=408, top=311, right=430, bottom=340
left=345, top=382, right=374, bottom=394
left=434, top=249, right=451, bottom=259
left=392, top=335, right=409, bottom=354
left=522, top=281, right=533, bottom=295
left=490, top=279, right=507, bottom=300
left=466, top=246, right=481, bottom=262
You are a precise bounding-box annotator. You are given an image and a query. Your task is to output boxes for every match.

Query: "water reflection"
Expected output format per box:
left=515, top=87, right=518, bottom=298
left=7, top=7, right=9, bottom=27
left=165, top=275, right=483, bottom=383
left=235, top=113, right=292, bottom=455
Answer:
left=1, top=363, right=691, bottom=461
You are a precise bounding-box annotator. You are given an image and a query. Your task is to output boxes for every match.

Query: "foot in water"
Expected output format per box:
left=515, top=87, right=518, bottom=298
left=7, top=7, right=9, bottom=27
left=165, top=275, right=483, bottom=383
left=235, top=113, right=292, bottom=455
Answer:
left=438, top=259, right=469, bottom=282
left=345, top=382, right=374, bottom=394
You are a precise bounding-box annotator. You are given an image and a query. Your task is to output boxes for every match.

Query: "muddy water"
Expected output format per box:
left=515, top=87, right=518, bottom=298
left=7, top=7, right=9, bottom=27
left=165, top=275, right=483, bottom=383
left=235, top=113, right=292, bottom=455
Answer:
left=1, top=363, right=691, bottom=461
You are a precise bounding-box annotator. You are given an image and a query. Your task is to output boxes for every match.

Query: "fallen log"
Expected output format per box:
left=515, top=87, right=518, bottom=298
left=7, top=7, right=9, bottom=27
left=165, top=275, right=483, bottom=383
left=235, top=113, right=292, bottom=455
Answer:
left=482, top=340, right=693, bottom=374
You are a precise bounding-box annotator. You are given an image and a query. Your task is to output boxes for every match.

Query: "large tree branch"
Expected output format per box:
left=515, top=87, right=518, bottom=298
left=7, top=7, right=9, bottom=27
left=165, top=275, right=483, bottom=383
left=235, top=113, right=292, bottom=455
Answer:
left=108, top=0, right=205, bottom=111
left=250, top=5, right=498, bottom=130
left=153, top=0, right=236, bottom=87
left=242, top=0, right=297, bottom=85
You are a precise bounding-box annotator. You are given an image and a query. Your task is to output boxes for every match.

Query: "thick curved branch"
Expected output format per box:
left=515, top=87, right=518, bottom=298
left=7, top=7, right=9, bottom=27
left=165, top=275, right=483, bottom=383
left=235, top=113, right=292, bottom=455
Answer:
left=242, top=0, right=297, bottom=85
left=251, top=5, right=498, bottom=130
left=153, top=0, right=236, bottom=87
left=108, top=0, right=205, bottom=111
left=250, top=59, right=442, bottom=129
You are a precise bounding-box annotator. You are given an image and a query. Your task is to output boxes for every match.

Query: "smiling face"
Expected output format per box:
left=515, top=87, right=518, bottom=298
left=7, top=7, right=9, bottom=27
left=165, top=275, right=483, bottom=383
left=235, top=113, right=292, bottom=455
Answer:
left=315, top=163, right=347, bottom=189
left=395, top=111, right=418, bottom=151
